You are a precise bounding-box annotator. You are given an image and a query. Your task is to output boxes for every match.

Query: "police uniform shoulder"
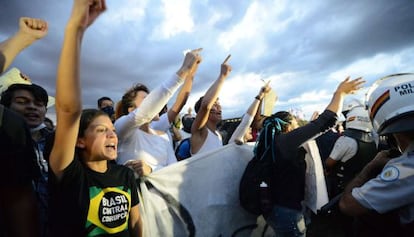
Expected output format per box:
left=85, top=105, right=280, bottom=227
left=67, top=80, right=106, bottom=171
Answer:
left=380, top=165, right=400, bottom=182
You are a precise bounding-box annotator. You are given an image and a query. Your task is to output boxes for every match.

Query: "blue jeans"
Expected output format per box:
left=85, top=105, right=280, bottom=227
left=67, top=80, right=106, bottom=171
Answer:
left=265, top=205, right=306, bottom=237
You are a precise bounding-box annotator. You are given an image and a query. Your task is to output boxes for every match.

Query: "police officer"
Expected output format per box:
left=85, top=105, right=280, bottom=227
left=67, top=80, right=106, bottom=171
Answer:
left=340, top=73, right=414, bottom=236
left=326, top=105, right=378, bottom=197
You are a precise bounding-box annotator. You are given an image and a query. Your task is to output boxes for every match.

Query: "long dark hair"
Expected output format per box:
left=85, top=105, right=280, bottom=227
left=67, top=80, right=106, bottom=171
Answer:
left=254, top=111, right=295, bottom=160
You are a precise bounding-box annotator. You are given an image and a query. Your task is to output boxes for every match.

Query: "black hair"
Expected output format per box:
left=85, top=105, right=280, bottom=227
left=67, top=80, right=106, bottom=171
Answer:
left=194, top=96, right=204, bottom=113
left=78, top=109, right=108, bottom=138
left=255, top=111, right=294, bottom=159
left=97, top=96, right=113, bottom=108
left=159, top=104, right=168, bottom=116
left=181, top=115, right=195, bottom=133
left=0, top=83, right=48, bottom=107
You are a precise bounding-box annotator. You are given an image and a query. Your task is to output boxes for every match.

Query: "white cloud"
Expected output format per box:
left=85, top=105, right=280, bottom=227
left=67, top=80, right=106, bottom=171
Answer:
left=206, top=10, right=229, bottom=28
left=220, top=72, right=265, bottom=106
left=107, top=0, right=147, bottom=22
left=4, top=0, right=413, bottom=123
left=263, top=71, right=306, bottom=98
left=328, top=47, right=414, bottom=83
left=217, top=0, right=304, bottom=53
left=151, top=0, right=194, bottom=39
left=287, top=89, right=331, bottom=104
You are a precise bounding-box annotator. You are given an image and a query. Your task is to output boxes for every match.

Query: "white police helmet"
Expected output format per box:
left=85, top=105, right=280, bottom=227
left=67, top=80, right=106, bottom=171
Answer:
left=342, top=97, right=364, bottom=114
left=345, top=106, right=373, bottom=132
left=365, top=73, right=414, bottom=135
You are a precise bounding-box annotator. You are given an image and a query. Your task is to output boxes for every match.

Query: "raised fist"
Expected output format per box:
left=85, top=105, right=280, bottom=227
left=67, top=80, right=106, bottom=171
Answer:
left=19, top=17, right=48, bottom=40
left=69, top=0, right=107, bottom=30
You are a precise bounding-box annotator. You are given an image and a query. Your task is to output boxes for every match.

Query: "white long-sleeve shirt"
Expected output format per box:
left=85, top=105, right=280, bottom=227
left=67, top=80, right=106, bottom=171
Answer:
left=115, top=74, right=183, bottom=171
left=228, top=114, right=254, bottom=144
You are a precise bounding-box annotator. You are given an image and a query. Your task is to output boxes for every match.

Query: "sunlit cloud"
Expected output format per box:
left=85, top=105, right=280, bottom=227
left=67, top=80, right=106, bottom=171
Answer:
left=151, top=0, right=194, bottom=39
left=327, top=47, right=414, bottom=90
left=217, top=0, right=304, bottom=53
left=1, top=0, right=412, bottom=122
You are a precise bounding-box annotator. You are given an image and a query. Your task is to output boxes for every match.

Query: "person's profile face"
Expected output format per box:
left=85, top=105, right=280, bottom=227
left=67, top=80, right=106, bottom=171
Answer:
left=209, top=100, right=222, bottom=121
left=284, top=117, right=299, bottom=133
left=289, top=118, right=299, bottom=131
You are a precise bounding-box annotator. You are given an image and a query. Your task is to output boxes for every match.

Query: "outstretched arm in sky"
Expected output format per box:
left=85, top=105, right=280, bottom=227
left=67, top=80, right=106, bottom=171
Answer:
left=167, top=54, right=201, bottom=124
left=0, top=17, right=48, bottom=73
left=50, top=0, right=107, bottom=179
left=190, top=55, right=231, bottom=153
left=229, top=83, right=271, bottom=144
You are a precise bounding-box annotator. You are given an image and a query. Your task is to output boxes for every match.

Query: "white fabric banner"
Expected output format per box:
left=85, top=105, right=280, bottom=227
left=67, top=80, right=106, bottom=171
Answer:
left=303, top=140, right=329, bottom=213
left=138, top=141, right=326, bottom=236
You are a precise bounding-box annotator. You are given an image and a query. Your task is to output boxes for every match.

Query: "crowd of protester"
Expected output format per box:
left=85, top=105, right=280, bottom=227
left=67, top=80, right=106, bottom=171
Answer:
left=1, top=0, right=414, bottom=236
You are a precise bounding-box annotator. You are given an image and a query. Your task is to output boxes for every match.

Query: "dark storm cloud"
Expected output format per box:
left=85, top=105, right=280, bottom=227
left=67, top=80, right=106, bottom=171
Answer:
left=1, top=0, right=413, bottom=119
left=237, top=0, right=414, bottom=108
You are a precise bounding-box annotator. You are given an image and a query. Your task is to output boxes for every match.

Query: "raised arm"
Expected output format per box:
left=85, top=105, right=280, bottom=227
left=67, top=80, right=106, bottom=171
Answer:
left=229, top=83, right=271, bottom=144
left=166, top=60, right=199, bottom=123
left=280, top=76, right=365, bottom=148
left=326, top=76, right=365, bottom=115
left=252, top=96, right=264, bottom=129
left=0, top=17, right=48, bottom=73
left=115, top=49, right=201, bottom=137
left=49, top=0, right=106, bottom=179
left=191, top=55, right=232, bottom=133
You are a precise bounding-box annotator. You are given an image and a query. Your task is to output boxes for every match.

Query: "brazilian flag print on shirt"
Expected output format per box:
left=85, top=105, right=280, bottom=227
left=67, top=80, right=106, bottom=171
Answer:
left=86, top=186, right=132, bottom=236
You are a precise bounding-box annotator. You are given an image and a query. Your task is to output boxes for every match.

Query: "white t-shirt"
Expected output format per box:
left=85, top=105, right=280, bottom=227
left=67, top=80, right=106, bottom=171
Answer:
left=116, top=127, right=177, bottom=171
left=192, top=129, right=222, bottom=155
left=329, top=136, right=358, bottom=162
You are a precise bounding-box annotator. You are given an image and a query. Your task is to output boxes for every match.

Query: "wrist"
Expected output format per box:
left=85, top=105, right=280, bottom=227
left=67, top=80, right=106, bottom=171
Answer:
left=255, top=95, right=262, bottom=100
left=219, top=72, right=229, bottom=78
left=334, top=90, right=346, bottom=98
left=64, top=23, right=86, bottom=39
left=176, top=67, right=190, bottom=79
left=13, top=31, right=37, bottom=48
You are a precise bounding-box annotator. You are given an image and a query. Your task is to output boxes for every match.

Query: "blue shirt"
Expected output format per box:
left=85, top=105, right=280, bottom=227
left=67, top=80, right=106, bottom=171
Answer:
left=352, top=142, right=414, bottom=224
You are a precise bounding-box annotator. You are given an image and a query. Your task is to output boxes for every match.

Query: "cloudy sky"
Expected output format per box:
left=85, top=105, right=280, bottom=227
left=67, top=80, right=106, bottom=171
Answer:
left=1, top=0, right=413, bottom=122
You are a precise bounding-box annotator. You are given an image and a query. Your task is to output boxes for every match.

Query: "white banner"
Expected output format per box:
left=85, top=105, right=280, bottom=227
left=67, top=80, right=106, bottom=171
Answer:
left=138, top=141, right=327, bottom=236
left=303, top=140, right=329, bottom=213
